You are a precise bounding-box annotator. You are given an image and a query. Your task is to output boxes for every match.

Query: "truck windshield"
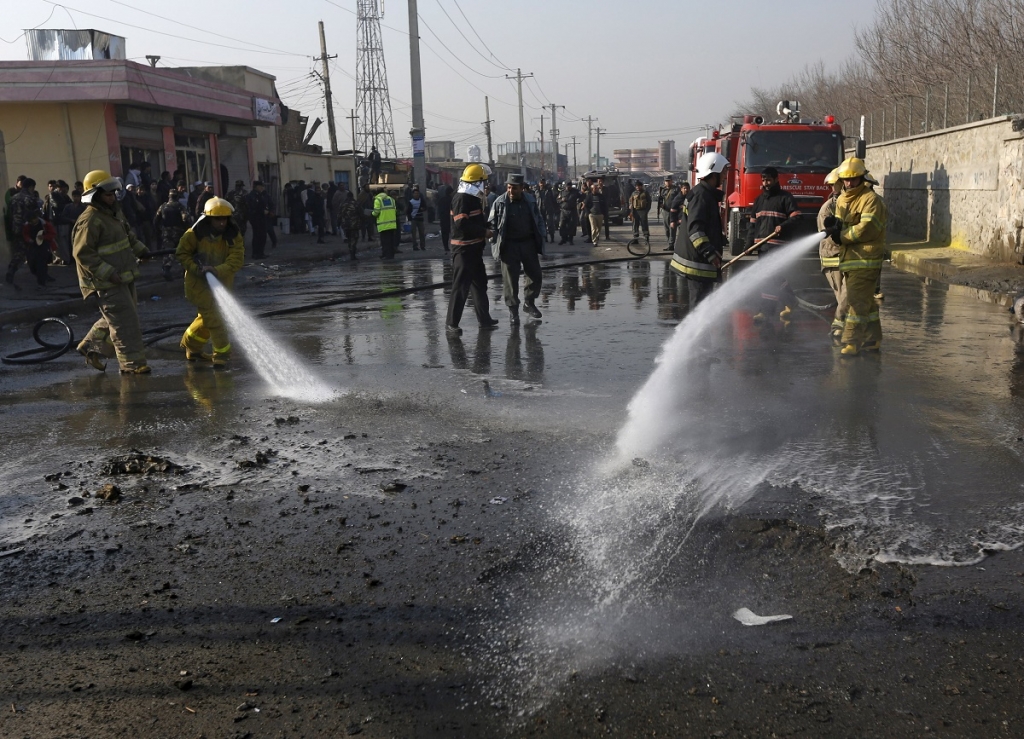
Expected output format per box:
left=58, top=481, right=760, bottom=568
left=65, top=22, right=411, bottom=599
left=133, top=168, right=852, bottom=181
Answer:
left=743, top=131, right=843, bottom=173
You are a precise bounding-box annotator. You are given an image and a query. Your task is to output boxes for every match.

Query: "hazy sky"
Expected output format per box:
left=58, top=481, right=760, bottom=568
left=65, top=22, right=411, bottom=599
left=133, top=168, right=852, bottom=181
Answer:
left=1, top=0, right=870, bottom=158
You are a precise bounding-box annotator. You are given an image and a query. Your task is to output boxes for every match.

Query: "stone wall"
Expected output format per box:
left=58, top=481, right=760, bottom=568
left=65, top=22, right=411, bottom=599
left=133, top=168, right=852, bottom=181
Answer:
left=863, top=115, right=1024, bottom=261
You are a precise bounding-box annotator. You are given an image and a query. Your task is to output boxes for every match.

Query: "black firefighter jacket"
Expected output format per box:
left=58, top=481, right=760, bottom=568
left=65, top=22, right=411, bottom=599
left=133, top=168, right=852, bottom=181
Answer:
left=672, top=180, right=724, bottom=282
left=746, top=185, right=801, bottom=251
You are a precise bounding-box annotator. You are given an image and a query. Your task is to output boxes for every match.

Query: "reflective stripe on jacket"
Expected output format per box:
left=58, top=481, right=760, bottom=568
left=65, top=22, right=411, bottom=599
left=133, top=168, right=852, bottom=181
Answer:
left=836, top=182, right=887, bottom=271
left=372, top=194, right=397, bottom=232
left=72, top=203, right=147, bottom=298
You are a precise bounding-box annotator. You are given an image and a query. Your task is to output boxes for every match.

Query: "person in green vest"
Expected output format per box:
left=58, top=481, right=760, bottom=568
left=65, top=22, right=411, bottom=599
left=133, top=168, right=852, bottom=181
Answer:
left=373, top=189, right=399, bottom=259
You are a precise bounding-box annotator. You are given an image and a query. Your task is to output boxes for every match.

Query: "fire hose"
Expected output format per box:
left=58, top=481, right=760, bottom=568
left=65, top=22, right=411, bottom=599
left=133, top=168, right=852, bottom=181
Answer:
left=1, top=317, right=75, bottom=365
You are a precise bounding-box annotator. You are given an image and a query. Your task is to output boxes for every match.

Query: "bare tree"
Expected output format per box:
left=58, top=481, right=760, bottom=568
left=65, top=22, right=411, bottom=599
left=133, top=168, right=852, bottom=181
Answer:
left=734, top=0, right=1020, bottom=140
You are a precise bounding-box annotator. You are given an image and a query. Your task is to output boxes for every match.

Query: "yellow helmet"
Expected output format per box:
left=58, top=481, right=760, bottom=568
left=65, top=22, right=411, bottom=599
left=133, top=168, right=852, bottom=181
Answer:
left=836, top=157, right=867, bottom=179
left=824, top=168, right=841, bottom=185
left=461, top=163, right=488, bottom=182
left=203, top=197, right=234, bottom=217
left=82, top=169, right=123, bottom=203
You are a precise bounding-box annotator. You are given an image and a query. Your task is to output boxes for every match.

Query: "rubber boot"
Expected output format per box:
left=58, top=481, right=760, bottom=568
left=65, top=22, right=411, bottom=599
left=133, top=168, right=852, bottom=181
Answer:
left=523, top=301, right=542, bottom=320
left=83, top=350, right=106, bottom=372
left=120, top=364, right=152, bottom=374
left=509, top=306, right=520, bottom=326
left=779, top=305, right=792, bottom=320
left=840, top=343, right=859, bottom=357
left=181, top=342, right=211, bottom=363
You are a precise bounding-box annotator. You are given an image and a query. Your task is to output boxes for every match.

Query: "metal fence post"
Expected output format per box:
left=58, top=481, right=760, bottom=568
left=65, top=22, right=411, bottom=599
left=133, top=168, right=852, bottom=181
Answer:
left=908, top=96, right=913, bottom=137
left=943, top=83, right=948, bottom=129
left=924, top=87, right=930, bottom=132
left=993, top=64, right=999, bottom=117
left=870, top=111, right=874, bottom=143
left=966, top=74, right=972, bottom=124
left=882, top=108, right=886, bottom=142
left=894, top=100, right=898, bottom=138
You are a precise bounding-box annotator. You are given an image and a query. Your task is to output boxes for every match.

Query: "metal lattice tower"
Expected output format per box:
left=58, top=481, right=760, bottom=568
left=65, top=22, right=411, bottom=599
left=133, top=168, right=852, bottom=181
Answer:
left=355, top=0, right=396, bottom=158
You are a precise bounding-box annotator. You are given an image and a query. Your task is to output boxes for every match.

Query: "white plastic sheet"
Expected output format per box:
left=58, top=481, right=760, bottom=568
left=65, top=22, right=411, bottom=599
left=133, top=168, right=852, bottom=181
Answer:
left=732, top=607, right=792, bottom=626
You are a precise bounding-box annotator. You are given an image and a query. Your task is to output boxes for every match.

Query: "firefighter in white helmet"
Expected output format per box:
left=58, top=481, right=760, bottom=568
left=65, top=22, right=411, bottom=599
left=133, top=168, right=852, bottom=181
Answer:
left=175, top=197, right=245, bottom=367
left=73, top=169, right=152, bottom=374
left=671, top=152, right=728, bottom=309
left=822, top=156, right=887, bottom=356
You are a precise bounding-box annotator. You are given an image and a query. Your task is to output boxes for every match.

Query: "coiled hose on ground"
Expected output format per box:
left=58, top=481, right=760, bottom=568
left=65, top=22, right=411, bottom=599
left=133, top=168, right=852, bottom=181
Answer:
left=1, top=317, right=75, bottom=365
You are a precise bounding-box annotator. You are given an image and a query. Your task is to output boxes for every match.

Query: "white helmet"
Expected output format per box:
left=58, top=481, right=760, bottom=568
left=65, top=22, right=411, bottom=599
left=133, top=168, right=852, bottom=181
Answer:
left=695, top=152, right=729, bottom=179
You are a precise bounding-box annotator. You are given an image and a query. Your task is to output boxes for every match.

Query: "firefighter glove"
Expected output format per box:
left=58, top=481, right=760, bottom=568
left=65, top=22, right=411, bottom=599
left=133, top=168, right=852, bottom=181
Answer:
left=822, top=215, right=843, bottom=242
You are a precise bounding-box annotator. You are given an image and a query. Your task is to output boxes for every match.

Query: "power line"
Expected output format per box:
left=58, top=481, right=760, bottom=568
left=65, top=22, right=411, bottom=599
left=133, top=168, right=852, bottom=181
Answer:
left=42, top=1, right=307, bottom=57
left=451, top=0, right=512, bottom=71
left=416, top=12, right=505, bottom=79
left=103, top=0, right=309, bottom=58
left=0, top=4, right=57, bottom=44
left=434, top=0, right=508, bottom=73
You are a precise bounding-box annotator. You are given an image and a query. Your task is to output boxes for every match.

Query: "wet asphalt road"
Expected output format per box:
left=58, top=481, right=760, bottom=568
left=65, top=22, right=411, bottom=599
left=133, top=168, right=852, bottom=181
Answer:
left=3, top=256, right=1023, bottom=563
left=3, top=254, right=1024, bottom=736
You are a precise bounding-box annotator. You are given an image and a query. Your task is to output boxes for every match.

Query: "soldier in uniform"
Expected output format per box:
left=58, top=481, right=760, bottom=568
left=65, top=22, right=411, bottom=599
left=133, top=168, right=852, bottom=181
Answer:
left=6, top=177, right=40, bottom=285
left=155, top=190, right=190, bottom=250
left=557, top=182, right=580, bottom=245
left=537, top=179, right=559, bottom=243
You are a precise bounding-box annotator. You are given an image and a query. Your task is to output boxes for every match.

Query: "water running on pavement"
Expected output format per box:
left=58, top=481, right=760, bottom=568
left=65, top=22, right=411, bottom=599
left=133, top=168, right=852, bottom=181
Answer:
left=206, top=273, right=338, bottom=402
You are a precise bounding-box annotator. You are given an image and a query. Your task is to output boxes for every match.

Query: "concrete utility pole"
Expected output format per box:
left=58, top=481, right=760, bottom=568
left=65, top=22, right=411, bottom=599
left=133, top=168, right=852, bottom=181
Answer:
left=484, top=96, right=494, bottom=170
left=570, top=135, right=578, bottom=180
left=538, top=113, right=545, bottom=176
left=346, top=109, right=359, bottom=154
left=548, top=103, right=564, bottom=178
left=587, top=116, right=594, bottom=172
left=318, top=21, right=339, bottom=155
left=407, top=0, right=426, bottom=192
left=507, top=68, right=534, bottom=177
left=595, top=127, right=605, bottom=168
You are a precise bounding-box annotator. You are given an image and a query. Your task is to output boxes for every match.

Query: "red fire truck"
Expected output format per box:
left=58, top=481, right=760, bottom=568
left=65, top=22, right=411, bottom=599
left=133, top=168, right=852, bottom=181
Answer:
left=688, top=101, right=846, bottom=259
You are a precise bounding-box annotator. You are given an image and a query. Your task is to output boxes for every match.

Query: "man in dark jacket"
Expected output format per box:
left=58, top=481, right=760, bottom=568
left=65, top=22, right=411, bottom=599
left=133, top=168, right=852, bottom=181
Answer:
left=305, top=184, right=326, bottom=244
left=659, top=175, right=679, bottom=248
left=488, top=174, right=545, bottom=325
left=406, top=186, right=426, bottom=250
left=537, top=179, right=559, bottom=243
left=445, top=165, right=499, bottom=334
left=672, top=154, right=728, bottom=310
left=746, top=166, right=802, bottom=321
left=557, top=182, right=580, bottom=245
left=665, top=181, right=691, bottom=252
left=246, top=181, right=272, bottom=258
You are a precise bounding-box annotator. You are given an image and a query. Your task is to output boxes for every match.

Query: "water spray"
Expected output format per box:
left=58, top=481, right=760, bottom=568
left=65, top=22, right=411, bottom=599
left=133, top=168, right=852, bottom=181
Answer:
left=204, top=272, right=337, bottom=403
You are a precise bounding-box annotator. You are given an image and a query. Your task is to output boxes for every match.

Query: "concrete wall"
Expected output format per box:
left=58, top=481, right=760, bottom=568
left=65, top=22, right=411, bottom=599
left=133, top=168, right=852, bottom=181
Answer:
left=865, top=115, right=1024, bottom=260
left=0, top=102, right=108, bottom=188
left=280, top=151, right=355, bottom=188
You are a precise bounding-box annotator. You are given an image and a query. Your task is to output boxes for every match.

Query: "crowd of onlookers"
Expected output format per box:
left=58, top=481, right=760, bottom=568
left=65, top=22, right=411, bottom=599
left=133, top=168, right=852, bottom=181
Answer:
left=3, top=175, right=87, bottom=288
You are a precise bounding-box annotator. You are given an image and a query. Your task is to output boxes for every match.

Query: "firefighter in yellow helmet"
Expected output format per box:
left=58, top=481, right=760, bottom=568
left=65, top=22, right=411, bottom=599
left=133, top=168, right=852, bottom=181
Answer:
left=817, top=167, right=846, bottom=344
left=175, top=197, right=245, bottom=367
left=821, top=157, right=887, bottom=356
left=73, top=169, right=152, bottom=374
